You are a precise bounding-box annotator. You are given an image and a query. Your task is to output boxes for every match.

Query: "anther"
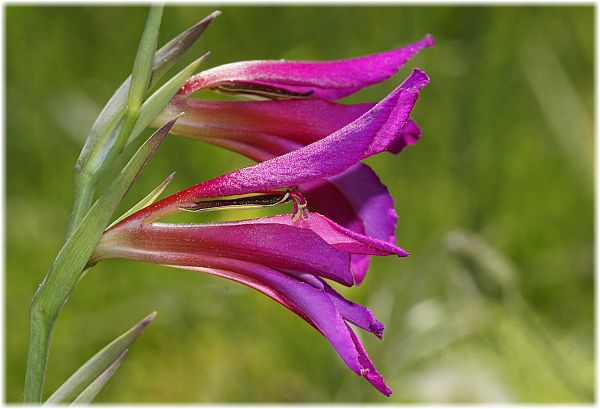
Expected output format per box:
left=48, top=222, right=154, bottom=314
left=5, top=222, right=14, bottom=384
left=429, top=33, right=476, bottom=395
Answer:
left=179, top=191, right=291, bottom=213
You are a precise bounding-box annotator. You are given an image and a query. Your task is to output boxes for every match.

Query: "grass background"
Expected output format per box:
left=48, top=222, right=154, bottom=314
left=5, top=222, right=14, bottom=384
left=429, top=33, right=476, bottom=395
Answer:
left=5, top=5, right=594, bottom=403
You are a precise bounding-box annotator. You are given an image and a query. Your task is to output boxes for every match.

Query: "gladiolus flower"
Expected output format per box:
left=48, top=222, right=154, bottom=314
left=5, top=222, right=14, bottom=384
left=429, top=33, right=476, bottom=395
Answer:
left=93, top=69, right=429, bottom=396
left=153, top=37, right=434, bottom=282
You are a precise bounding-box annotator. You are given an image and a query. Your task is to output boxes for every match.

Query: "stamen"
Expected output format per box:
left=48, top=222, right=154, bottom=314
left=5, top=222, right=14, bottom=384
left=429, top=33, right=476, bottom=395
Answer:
left=178, top=187, right=310, bottom=221
left=289, top=188, right=309, bottom=221
left=213, top=82, right=314, bottom=100
left=179, top=191, right=291, bottom=213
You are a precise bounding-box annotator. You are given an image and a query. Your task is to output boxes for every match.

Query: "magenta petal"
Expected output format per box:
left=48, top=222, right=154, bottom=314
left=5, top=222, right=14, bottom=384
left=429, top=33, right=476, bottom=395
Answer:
left=172, top=69, right=429, bottom=206
left=160, top=98, right=418, bottom=161
left=299, top=179, right=372, bottom=282
left=242, top=213, right=408, bottom=258
left=302, top=163, right=399, bottom=284
left=386, top=118, right=422, bottom=154
left=347, top=323, right=392, bottom=396
left=164, top=257, right=391, bottom=395
left=329, top=164, right=400, bottom=284
left=322, top=280, right=385, bottom=339
left=98, top=220, right=355, bottom=286
left=281, top=270, right=385, bottom=339
left=162, top=96, right=373, bottom=160
left=180, top=35, right=434, bottom=100
left=329, top=165, right=397, bottom=243
left=168, top=258, right=364, bottom=374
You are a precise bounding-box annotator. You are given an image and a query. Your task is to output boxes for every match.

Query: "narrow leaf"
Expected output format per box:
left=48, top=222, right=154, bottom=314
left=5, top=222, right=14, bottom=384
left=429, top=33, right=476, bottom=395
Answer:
left=130, top=53, right=209, bottom=142
left=109, top=172, right=176, bottom=228
left=70, top=351, right=128, bottom=404
left=46, top=313, right=156, bottom=404
left=75, top=10, right=220, bottom=191
left=128, top=5, right=164, bottom=114
left=31, top=119, right=176, bottom=333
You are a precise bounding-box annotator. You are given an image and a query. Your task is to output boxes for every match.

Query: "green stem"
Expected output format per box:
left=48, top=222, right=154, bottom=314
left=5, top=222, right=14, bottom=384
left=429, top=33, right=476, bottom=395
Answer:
left=103, top=111, right=139, bottom=175
left=23, top=307, right=54, bottom=403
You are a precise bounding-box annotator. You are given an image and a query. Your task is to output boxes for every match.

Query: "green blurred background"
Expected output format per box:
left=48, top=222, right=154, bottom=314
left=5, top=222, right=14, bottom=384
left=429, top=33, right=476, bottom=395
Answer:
left=5, top=5, right=594, bottom=403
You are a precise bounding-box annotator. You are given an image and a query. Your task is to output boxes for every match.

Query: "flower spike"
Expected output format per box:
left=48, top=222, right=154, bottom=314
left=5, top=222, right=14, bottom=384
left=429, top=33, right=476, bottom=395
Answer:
left=93, top=70, right=429, bottom=396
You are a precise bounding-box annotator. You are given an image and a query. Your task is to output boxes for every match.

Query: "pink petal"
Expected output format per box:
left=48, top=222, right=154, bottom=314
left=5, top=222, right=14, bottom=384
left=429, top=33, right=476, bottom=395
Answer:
left=160, top=96, right=373, bottom=161
left=230, top=212, right=407, bottom=258
left=179, top=35, right=434, bottom=100
left=97, top=220, right=355, bottom=286
left=159, top=257, right=391, bottom=395
left=301, top=165, right=398, bottom=284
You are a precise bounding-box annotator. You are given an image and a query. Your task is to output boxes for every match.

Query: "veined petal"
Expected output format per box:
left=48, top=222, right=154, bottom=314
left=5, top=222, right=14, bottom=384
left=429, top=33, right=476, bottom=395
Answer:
left=96, top=220, right=355, bottom=286
left=156, top=257, right=391, bottom=395
left=179, top=35, right=434, bottom=100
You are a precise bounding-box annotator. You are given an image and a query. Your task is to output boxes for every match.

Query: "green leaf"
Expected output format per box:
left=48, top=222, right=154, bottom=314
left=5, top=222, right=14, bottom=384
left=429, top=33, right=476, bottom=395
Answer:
left=129, top=53, right=209, bottom=143
left=70, top=351, right=128, bottom=404
left=128, top=5, right=164, bottom=114
left=31, top=119, right=176, bottom=329
left=109, top=172, right=176, bottom=228
left=45, top=312, right=157, bottom=404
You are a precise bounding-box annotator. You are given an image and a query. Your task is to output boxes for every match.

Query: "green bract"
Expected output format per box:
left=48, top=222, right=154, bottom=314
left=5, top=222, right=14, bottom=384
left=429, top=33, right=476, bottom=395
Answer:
left=45, top=312, right=157, bottom=404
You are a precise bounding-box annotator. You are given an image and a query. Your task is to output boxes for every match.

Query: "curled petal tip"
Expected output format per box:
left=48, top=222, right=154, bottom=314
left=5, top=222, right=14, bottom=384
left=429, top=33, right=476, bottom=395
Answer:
left=370, top=321, right=385, bottom=339
left=403, top=68, right=430, bottom=92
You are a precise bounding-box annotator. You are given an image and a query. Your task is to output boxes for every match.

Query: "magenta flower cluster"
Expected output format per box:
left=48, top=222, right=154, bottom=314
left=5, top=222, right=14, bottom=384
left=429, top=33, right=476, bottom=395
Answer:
left=94, top=34, right=434, bottom=396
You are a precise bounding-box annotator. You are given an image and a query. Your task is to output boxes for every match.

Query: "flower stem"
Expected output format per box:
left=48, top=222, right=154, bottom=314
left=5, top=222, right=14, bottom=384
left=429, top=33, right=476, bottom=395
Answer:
left=23, top=307, right=54, bottom=403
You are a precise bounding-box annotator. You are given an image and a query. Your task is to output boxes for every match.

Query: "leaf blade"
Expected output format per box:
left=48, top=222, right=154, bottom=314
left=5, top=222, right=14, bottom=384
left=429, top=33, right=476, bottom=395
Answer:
left=70, top=351, right=128, bottom=404
left=109, top=172, right=176, bottom=228
left=45, top=313, right=156, bottom=404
